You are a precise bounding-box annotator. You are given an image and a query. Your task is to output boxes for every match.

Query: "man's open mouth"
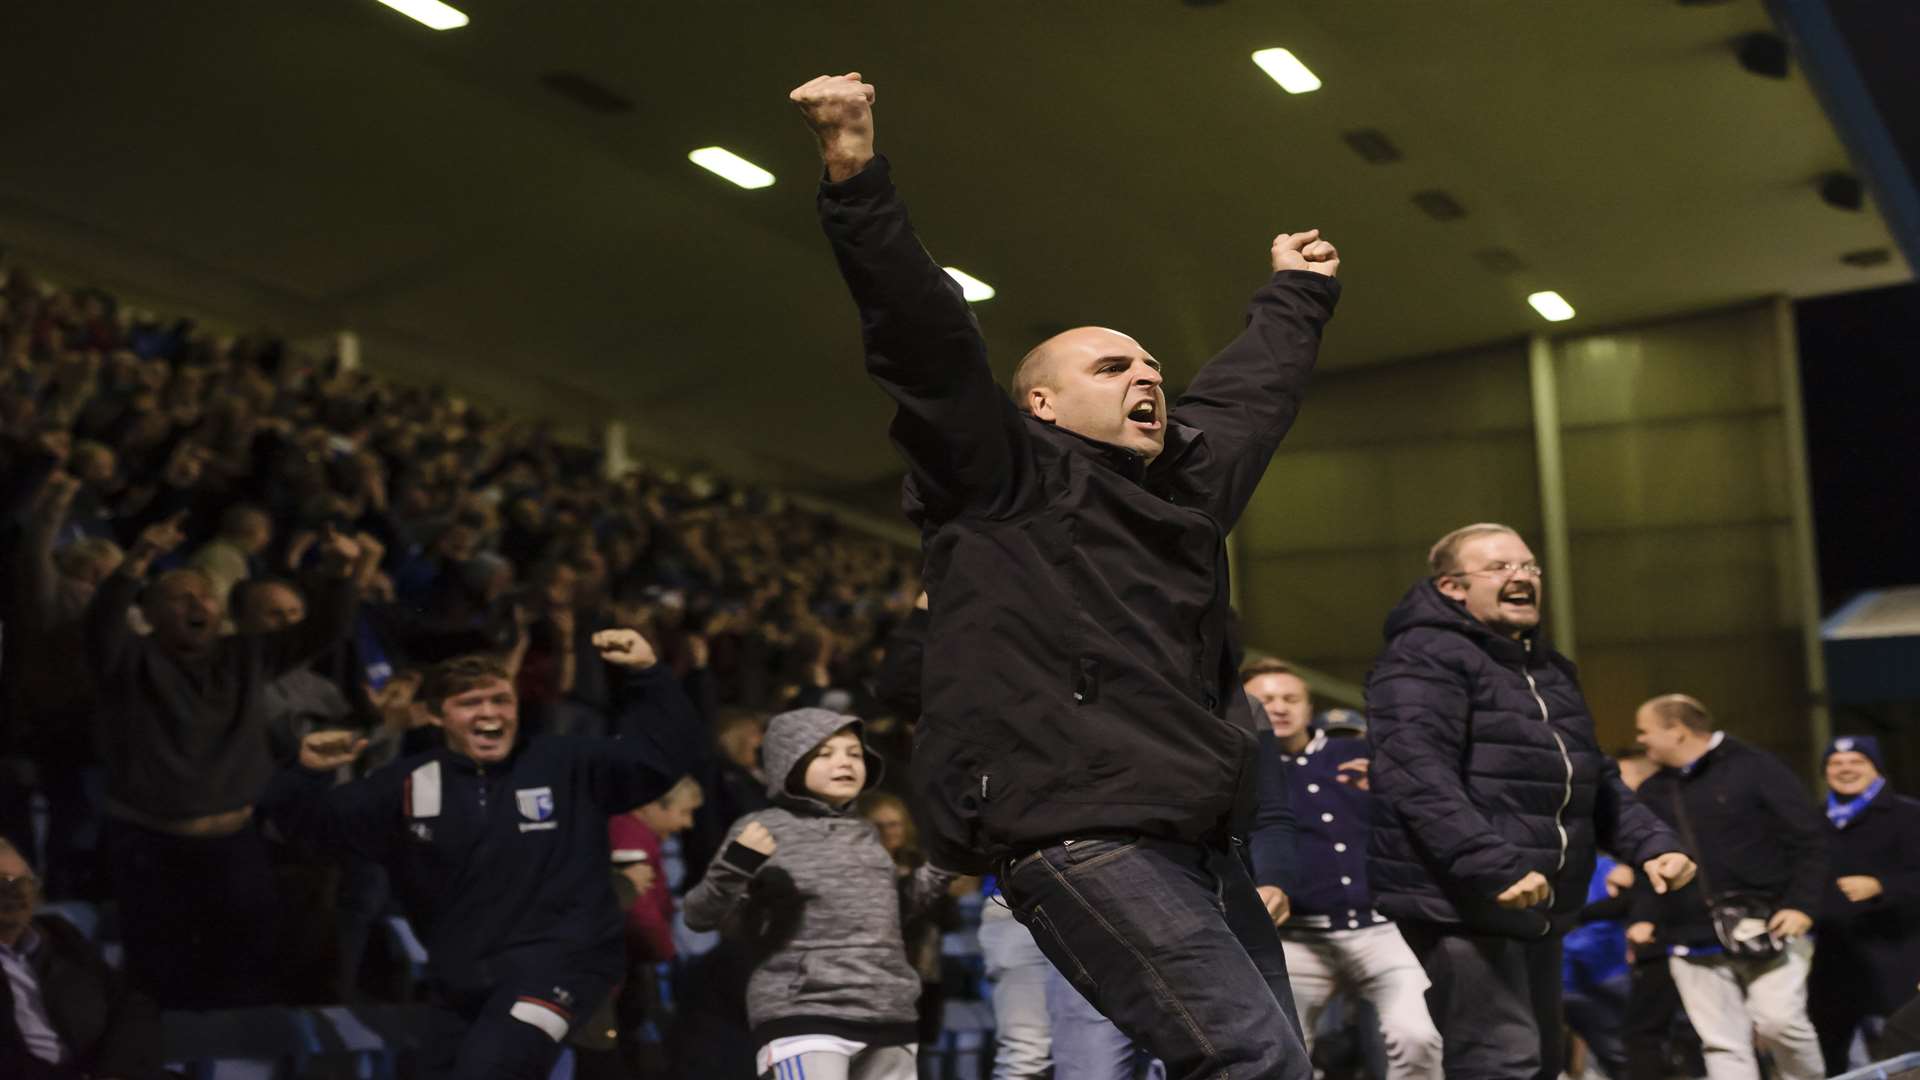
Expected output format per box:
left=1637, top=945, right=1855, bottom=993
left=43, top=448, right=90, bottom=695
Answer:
left=472, top=720, right=507, bottom=748
left=1126, top=399, right=1161, bottom=429
left=1500, top=588, right=1537, bottom=607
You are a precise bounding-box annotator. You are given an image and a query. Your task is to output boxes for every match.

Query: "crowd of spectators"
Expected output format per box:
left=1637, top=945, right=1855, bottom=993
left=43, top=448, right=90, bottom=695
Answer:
left=0, top=258, right=923, bottom=1072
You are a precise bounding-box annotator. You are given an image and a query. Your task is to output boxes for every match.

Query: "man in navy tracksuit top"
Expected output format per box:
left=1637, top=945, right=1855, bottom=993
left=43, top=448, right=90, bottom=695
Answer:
left=1244, top=659, right=1442, bottom=1080
left=261, top=629, right=706, bottom=1080
left=1367, top=524, right=1696, bottom=1080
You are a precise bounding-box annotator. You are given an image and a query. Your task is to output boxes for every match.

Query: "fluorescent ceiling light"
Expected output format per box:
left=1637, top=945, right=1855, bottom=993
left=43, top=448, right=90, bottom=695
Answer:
left=371, top=0, right=469, bottom=31
left=1251, top=48, right=1322, bottom=94
left=944, top=267, right=995, bottom=302
left=687, top=147, right=775, bottom=190
left=1528, top=291, right=1576, bottom=322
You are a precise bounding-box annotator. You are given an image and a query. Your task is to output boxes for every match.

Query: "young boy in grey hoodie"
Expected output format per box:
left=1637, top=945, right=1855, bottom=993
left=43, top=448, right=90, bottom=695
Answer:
left=684, top=707, right=955, bottom=1080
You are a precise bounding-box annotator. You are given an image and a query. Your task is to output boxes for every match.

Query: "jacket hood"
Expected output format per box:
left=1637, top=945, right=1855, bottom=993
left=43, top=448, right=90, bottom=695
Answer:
left=761, top=707, right=884, bottom=813
left=1383, top=578, right=1540, bottom=664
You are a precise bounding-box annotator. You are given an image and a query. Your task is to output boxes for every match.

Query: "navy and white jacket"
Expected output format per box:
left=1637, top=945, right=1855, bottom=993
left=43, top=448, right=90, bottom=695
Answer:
left=260, top=665, right=708, bottom=1007
left=1252, top=727, right=1384, bottom=931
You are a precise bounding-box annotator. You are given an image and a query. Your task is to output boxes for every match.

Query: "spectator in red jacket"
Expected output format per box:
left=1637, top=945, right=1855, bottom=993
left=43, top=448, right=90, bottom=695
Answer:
left=609, top=776, right=704, bottom=964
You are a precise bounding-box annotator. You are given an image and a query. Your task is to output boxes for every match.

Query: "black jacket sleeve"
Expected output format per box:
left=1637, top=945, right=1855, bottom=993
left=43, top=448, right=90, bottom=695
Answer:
left=1248, top=729, right=1299, bottom=890
left=1593, top=756, right=1685, bottom=867
left=816, top=156, right=1035, bottom=520
left=873, top=607, right=929, bottom=721
left=591, top=663, right=714, bottom=812
left=1166, top=272, right=1340, bottom=531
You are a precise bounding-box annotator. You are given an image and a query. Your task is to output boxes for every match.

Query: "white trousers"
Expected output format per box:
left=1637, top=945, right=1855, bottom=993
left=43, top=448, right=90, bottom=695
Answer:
left=1280, top=922, right=1443, bottom=1080
left=1668, top=936, right=1824, bottom=1080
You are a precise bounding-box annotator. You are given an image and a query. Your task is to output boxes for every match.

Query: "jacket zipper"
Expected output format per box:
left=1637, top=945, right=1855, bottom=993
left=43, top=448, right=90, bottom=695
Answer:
left=476, top=765, right=488, bottom=812
left=1523, top=640, right=1572, bottom=877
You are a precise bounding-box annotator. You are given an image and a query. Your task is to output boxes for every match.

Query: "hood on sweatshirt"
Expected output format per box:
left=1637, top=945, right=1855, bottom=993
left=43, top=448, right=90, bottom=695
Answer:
left=761, top=707, right=885, bottom=813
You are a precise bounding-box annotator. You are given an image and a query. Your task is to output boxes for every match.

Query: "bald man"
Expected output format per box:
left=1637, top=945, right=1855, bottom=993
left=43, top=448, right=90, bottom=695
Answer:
left=793, top=73, right=1341, bottom=1079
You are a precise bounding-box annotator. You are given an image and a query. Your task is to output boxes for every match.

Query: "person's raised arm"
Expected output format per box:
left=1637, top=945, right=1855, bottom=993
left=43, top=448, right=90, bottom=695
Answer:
left=792, top=72, right=1031, bottom=517
left=84, top=512, right=186, bottom=677
left=259, top=528, right=370, bottom=676
left=586, top=629, right=713, bottom=811
left=1168, top=231, right=1342, bottom=530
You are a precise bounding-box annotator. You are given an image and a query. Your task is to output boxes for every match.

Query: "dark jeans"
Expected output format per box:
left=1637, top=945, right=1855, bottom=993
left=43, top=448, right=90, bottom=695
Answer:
left=1563, top=972, right=1630, bottom=1078
left=1001, top=835, right=1310, bottom=1080
left=106, top=817, right=280, bottom=1009
left=1623, top=957, right=1702, bottom=1080
left=1397, top=921, right=1563, bottom=1080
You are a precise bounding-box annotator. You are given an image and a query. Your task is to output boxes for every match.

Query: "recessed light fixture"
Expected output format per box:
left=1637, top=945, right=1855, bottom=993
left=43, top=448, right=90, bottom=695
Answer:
left=687, top=147, right=775, bottom=190
left=370, top=0, right=469, bottom=31
left=944, top=268, right=995, bottom=302
left=1528, top=291, right=1576, bottom=322
left=1252, top=48, right=1322, bottom=94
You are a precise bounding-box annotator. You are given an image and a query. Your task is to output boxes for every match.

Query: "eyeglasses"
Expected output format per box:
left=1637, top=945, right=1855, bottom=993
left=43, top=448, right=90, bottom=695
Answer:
left=1450, top=561, right=1544, bottom=579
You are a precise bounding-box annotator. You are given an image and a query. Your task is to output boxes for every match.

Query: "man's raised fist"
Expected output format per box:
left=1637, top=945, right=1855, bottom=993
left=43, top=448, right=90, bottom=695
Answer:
left=789, top=73, right=877, bottom=181
left=592, top=628, right=658, bottom=670
left=1271, top=230, right=1341, bottom=278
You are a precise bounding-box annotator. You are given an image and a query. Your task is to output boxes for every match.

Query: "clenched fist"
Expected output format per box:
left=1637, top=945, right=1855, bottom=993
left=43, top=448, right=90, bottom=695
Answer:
left=1271, top=230, right=1340, bottom=278
left=1496, top=870, right=1551, bottom=909
left=736, top=820, right=777, bottom=857
left=789, top=72, right=877, bottom=182
left=592, top=628, right=658, bottom=670
left=299, top=729, right=370, bottom=772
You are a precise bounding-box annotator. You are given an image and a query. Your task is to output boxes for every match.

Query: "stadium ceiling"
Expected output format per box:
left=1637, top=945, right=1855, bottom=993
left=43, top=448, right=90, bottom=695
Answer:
left=2, top=1, right=1909, bottom=495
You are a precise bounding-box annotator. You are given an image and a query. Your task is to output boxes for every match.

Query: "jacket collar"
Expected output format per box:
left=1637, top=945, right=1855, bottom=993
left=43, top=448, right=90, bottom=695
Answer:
left=1024, top=414, right=1206, bottom=490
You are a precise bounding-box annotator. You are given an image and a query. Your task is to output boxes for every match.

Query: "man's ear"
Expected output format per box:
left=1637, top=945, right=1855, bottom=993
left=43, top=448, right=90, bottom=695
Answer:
left=1434, top=574, right=1466, bottom=602
left=1028, top=387, right=1056, bottom=423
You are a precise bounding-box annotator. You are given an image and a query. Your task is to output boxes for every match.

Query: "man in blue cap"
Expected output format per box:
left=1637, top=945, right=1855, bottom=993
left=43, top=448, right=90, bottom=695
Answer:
left=1810, top=734, right=1920, bottom=1073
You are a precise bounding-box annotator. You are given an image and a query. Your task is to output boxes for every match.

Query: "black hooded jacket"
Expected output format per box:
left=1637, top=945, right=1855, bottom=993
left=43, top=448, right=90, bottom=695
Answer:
left=817, top=155, right=1340, bottom=872
left=1366, top=579, right=1680, bottom=937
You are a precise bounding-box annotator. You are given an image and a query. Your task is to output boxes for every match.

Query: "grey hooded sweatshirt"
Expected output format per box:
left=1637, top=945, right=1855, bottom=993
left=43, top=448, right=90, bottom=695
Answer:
left=682, top=708, right=956, bottom=1048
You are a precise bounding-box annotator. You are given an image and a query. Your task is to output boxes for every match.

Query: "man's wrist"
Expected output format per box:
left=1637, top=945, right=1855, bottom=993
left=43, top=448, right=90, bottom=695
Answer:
left=821, top=137, right=875, bottom=183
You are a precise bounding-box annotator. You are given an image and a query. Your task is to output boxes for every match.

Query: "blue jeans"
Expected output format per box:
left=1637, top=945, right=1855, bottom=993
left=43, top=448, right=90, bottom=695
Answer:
left=979, top=903, right=1054, bottom=1078
left=1002, top=836, right=1310, bottom=1080
left=1047, top=964, right=1165, bottom=1080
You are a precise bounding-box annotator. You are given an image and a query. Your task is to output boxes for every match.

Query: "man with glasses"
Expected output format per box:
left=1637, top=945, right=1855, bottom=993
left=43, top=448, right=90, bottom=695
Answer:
left=1366, top=523, right=1696, bottom=1080
left=0, top=836, right=163, bottom=1078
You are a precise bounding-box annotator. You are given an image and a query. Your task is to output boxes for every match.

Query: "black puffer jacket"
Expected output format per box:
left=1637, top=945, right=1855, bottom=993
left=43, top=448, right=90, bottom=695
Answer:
left=817, top=156, right=1340, bottom=872
left=1366, top=580, right=1680, bottom=937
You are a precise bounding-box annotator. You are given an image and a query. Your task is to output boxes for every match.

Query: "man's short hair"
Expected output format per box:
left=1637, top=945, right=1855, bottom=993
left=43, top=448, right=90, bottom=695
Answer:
left=1239, top=656, right=1301, bottom=684
left=1009, top=343, right=1053, bottom=407
left=139, top=566, right=212, bottom=606
left=53, top=537, right=122, bottom=577
left=420, top=655, right=514, bottom=715
left=219, top=503, right=268, bottom=537
left=1643, top=693, right=1715, bottom=734
left=1427, top=523, right=1521, bottom=576
left=654, top=775, right=704, bottom=810
left=230, top=576, right=301, bottom=622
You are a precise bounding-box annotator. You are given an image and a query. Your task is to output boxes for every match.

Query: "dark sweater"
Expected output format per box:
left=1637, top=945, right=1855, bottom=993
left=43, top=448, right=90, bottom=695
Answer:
left=85, top=570, right=358, bottom=820
left=1632, top=734, right=1828, bottom=949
